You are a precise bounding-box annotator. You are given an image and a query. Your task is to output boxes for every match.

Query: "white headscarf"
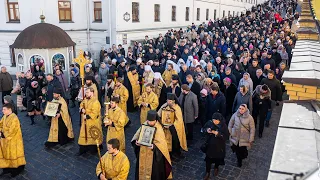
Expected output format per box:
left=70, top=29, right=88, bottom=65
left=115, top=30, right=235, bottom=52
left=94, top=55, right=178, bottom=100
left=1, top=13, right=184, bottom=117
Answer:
left=136, top=58, right=142, bottom=63
left=154, top=72, right=166, bottom=85
left=144, top=65, right=154, bottom=74
left=147, top=60, right=154, bottom=66
left=166, top=60, right=180, bottom=73
left=111, top=59, right=117, bottom=64
left=186, top=56, right=194, bottom=68
left=190, top=59, right=200, bottom=68
left=178, top=58, right=185, bottom=68
left=200, top=60, right=207, bottom=69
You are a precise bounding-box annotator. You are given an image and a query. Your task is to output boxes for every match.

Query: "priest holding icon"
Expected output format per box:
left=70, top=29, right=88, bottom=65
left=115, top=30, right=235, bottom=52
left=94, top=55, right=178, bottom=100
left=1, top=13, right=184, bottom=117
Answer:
left=45, top=88, right=74, bottom=148
left=131, top=110, right=172, bottom=180
left=158, top=93, right=188, bottom=156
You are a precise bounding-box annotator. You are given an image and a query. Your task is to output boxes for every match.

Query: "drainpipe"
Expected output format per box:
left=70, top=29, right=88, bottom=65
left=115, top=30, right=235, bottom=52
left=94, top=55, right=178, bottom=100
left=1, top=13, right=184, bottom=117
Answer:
left=86, top=0, right=91, bottom=51
left=192, top=0, right=195, bottom=23
left=108, top=0, right=112, bottom=47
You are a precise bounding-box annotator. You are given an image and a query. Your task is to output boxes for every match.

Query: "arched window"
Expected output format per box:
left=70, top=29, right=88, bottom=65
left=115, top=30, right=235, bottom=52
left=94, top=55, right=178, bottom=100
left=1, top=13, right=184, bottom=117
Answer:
left=30, top=55, right=45, bottom=72
left=17, top=54, right=23, bottom=72
left=52, top=53, right=66, bottom=70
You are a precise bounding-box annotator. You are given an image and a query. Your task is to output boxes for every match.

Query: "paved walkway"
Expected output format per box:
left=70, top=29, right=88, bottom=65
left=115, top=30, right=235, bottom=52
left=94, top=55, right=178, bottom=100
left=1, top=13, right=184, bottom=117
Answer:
left=0, top=98, right=283, bottom=180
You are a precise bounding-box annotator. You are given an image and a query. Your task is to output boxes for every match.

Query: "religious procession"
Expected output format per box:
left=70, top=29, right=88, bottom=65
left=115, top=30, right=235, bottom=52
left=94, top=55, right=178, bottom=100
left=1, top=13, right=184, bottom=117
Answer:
left=0, top=0, right=299, bottom=179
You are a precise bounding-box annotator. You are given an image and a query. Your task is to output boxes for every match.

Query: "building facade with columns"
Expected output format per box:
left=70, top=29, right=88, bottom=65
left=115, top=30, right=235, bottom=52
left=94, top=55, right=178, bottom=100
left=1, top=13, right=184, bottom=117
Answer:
left=0, top=0, right=266, bottom=74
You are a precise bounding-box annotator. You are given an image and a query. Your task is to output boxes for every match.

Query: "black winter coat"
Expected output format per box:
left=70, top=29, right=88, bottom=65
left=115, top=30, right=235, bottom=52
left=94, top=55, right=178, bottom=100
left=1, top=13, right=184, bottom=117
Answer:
left=253, top=76, right=264, bottom=90
left=205, top=92, right=226, bottom=120
left=203, top=121, right=229, bottom=159
left=152, top=65, right=165, bottom=74
left=166, top=85, right=181, bottom=98
left=117, top=66, right=127, bottom=78
left=46, top=77, right=63, bottom=102
left=26, top=85, right=41, bottom=112
left=247, top=65, right=261, bottom=80
left=232, top=69, right=245, bottom=86
left=260, top=77, right=282, bottom=101
left=190, top=81, right=201, bottom=98
left=223, top=83, right=238, bottom=116
left=178, top=70, right=193, bottom=85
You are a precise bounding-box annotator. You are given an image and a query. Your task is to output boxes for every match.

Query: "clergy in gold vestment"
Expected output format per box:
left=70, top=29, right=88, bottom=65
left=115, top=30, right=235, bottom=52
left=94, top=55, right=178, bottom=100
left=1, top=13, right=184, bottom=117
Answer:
left=124, top=65, right=141, bottom=112
left=132, top=110, right=172, bottom=180
left=96, top=138, right=130, bottom=180
left=112, top=78, right=129, bottom=125
left=158, top=93, right=188, bottom=155
left=78, top=87, right=103, bottom=155
left=137, top=84, right=159, bottom=124
left=0, top=104, right=26, bottom=177
left=104, top=97, right=126, bottom=153
left=45, top=88, right=74, bottom=148
left=162, top=63, right=177, bottom=87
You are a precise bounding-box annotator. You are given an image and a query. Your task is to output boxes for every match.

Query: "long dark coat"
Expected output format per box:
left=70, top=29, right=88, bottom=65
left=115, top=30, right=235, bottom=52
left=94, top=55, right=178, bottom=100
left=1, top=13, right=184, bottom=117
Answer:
left=223, top=83, right=238, bottom=116
left=26, top=85, right=41, bottom=112
left=203, top=120, right=229, bottom=159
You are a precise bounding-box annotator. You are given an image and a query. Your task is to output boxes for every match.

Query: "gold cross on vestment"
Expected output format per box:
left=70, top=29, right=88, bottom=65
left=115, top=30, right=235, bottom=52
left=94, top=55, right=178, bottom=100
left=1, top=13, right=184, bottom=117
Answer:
left=73, top=50, right=91, bottom=79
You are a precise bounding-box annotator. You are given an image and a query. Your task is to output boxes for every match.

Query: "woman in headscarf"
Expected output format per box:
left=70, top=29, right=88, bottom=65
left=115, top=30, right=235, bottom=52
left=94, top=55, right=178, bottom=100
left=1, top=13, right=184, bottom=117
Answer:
left=232, top=85, right=253, bottom=114
left=238, top=72, right=254, bottom=94
left=196, top=73, right=206, bottom=88
left=200, top=60, right=207, bottom=70
left=202, top=113, right=229, bottom=179
left=186, top=55, right=194, bottom=68
left=233, top=62, right=245, bottom=86
left=228, top=104, right=255, bottom=167
left=189, top=59, right=200, bottom=72
left=178, top=58, right=185, bottom=70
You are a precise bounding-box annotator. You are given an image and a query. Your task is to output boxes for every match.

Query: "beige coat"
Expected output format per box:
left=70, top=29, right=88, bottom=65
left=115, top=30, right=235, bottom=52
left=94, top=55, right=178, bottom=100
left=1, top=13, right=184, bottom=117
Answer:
left=228, top=109, right=255, bottom=147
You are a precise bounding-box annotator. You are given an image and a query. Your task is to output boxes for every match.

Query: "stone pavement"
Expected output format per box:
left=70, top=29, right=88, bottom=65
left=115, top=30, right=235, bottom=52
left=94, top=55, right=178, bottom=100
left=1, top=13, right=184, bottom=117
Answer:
left=0, top=99, right=283, bottom=180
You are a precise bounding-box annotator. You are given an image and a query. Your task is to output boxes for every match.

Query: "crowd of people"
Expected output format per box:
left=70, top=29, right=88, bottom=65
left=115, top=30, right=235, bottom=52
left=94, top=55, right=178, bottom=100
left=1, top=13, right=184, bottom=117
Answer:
left=0, top=0, right=299, bottom=179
